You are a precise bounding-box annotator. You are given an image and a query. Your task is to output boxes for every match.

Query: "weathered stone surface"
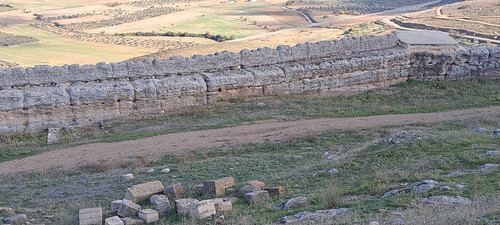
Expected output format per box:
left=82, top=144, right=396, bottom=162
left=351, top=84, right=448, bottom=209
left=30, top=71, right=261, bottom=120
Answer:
left=194, top=184, right=203, bottom=196
left=122, top=173, right=134, bottom=181
left=189, top=200, right=216, bottom=220
left=105, top=216, right=124, bottom=225
left=391, top=218, right=406, bottom=225
left=150, top=195, right=171, bottom=216
left=211, top=198, right=233, bottom=213
left=46, top=128, right=59, bottom=144
left=274, top=197, right=308, bottom=210
left=175, top=198, right=199, bottom=216
left=244, top=190, right=269, bottom=204
left=264, top=186, right=285, bottom=196
left=3, top=214, right=27, bottom=225
left=138, top=209, right=159, bottom=223
left=0, top=207, right=15, bottom=217
left=275, top=208, right=349, bottom=224
left=164, top=183, right=183, bottom=200
left=247, top=180, right=265, bottom=189
left=125, top=180, right=165, bottom=203
left=110, top=200, right=122, bottom=212
left=79, top=207, right=102, bottom=225
left=423, top=196, right=471, bottom=205
left=121, top=217, right=144, bottom=225
left=239, top=185, right=260, bottom=195
left=203, top=177, right=235, bottom=198
left=118, top=200, right=141, bottom=217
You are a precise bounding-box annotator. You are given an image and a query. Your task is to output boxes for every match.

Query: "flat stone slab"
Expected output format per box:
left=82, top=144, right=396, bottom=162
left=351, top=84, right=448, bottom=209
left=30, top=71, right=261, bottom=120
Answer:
left=79, top=207, right=102, bottom=225
left=125, top=180, right=165, bottom=203
left=396, top=31, right=458, bottom=45
left=105, top=216, right=124, bottom=225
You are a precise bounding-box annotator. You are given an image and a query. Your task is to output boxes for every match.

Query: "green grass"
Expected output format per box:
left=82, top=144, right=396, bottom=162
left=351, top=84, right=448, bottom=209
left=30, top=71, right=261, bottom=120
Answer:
left=0, top=117, right=498, bottom=224
left=1, top=79, right=499, bottom=163
left=0, top=26, right=151, bottom=67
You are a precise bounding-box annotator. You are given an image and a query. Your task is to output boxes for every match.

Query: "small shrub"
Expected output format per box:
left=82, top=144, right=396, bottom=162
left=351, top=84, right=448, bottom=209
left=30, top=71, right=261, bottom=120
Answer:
left=324, top=186, right=341, bottom=208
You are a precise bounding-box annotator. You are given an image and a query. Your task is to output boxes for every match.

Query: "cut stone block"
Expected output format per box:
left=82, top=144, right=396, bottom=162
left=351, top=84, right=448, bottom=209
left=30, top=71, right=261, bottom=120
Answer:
left=121, top=217, right=144, bottom=225
left=149, top=194, right=167, bottom=205
left=125, top=180, right=165, bottom=203
left=79, top=207, right=102, bottom=225
left=264, top=186, right=285, bottom=196
left=118, top=199, right=141, bottom=217
left=110, top=200, right=122, bottom=212
left=47, top=127, right=59, bottom=144
left=138, top=209, right=159, bottom=223
left=239, top=185, right=260, bottom=195
left=212, top=198, right=233, bottom=213
left=105, top=216, right=124, bottom=225
left=189, top=200, right=216, bottom=220
left=175, top=198, right=199, bottom=216
left=164, top=183, right=183, bottom=200
left=203, top=177, right=235, bottom=198
left=244, top=190, right=269, bottom=204
left=3, top=214, right=27, bottom=225
left=0, top=207, right=15, bottom=217
left=153, top=197, right=171, bottom=216
left=247, top=180, right=265, bottom=188
left=194, top=184, right=203, bottom=196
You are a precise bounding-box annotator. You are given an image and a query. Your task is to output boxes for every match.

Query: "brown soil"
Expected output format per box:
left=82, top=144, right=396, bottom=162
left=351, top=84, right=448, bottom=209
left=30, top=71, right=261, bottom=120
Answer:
left=1, top=106, right=499, bottom=175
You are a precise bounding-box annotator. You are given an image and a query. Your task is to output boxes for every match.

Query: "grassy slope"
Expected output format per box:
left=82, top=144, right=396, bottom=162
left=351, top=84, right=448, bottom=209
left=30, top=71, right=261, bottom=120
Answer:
left=1, top=79, right=499, bottom=162
left=0, top=26, right=152, bottom=67
left=0, top=117, right=498, bottom=224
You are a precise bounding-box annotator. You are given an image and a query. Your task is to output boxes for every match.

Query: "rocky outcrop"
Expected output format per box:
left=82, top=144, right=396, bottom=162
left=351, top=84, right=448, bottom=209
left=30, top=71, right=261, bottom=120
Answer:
left=0, top=33, right=498, bottom=134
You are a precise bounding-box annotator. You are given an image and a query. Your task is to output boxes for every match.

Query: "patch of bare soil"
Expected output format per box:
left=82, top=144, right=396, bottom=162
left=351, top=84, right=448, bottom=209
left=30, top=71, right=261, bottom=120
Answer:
left=0, top=106, right=499, bottom=175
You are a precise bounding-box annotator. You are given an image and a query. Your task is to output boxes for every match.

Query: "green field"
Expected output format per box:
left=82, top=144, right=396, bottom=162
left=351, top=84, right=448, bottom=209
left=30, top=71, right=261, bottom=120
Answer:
left=0, top=26, right=152, bottom=67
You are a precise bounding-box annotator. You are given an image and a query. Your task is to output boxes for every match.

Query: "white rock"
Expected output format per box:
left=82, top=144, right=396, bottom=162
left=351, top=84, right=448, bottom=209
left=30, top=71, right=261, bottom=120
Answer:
left=370, top=221, right=380, bottom=225
left=323, top=152, right=329, bottom=156
left=122, top=174, right=134, bottom=181
left=327, top=154, right=336, bottom=160
left=456, top=184, right=465, bottom=190
left=146, top=169, right=154, bottom=173
left=440, top=186, right=451, bottom=191
left=161, top=168, right=170, bottom=173
left=328, top=168, right=339, bottom=174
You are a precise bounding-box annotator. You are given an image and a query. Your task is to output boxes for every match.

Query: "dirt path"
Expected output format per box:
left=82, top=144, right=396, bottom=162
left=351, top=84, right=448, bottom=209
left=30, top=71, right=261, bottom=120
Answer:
left=1, top=106, right=499, bottom=175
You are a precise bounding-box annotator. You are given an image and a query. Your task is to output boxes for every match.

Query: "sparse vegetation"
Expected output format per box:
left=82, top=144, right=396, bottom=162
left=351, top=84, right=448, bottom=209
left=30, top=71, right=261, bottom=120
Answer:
left=0, top=31, right=39, bottom=46
left=119, top=31, right=236, bottom=42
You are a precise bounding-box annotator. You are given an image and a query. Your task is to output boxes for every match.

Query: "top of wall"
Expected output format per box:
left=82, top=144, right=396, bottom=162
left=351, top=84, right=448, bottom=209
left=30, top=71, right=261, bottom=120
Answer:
left=0, top=33, right=400, bottom=88
left=396, top=31, right=458, bottom=46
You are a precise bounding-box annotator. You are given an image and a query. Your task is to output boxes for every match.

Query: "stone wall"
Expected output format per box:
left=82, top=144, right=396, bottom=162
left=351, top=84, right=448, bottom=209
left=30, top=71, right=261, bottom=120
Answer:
left=0, top=33, right=498, bottom=134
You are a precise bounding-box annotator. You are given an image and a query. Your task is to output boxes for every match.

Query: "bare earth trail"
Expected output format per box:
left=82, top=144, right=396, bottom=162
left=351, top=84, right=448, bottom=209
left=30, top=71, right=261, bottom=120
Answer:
left=1, top=106, right=499, bottom=175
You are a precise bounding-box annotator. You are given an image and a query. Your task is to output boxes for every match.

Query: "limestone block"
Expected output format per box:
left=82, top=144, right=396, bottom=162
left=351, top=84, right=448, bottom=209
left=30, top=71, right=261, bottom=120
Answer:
left=340, top=71, right=373, bottom=86
left=125, top=180, right=165, bottom=203
left=111, top=200, right=123, bottom=212
left=244, top=190, right=269, bottom=204
left=150, top=195, right=171, bottom=216
left=249, top=66, right=287, bottom=86
left=0, top=207, right=15, bottom=217
left=283, top=63, right=306, bottom=80
left=121, top=217, right=144, bottom=225
left=105, top=216, right=124, bottom=225
left=331, top=59, right=352, bottom=75
left=240, top=47, right=280, bottom=67
left=149, top=194, right=166, bottom=204
left=68, top=64, right=98, bottom=82
left=468, top=46, right=490, bottom=65
left=24, top=84, right=70, bottom=108
left=211, top=198, right=232, bottom=213
left=194, top=184, right=203, bottom=195
left=189, top=200, right=216, bottom=220
left=153, top=56, right=188, bottom=74
left=307, top=41, right=334, bottom=58
left=3, top=214, right=27, bottom=225
left=138, top=209, right=159, bottom=223
left=79, top=207, right=102, bottom=225
left=11, top=67, right=29, bottom=86
left=126, top=60, right=154, bottom=78
left=164, top=183, right=183, bottom=200
left=264, top=186, right=285, bottom=196
left=0, top=68, right=13, bottom=87
left=0, top=89, right=24, bottom=111
left=276, top=45, right=293, bottom=62
left=291, top=43, right=309, bottom=60
left=239, top=185, right=260, bottom=195
left=47, top=127, right=59, bottom=144
left=96, top=62, right=113, bottom=79
left=247, top=180, right=265, bottom=188
left=110, top=62, right=129, bottom=79
left=203, top=70, right=256, bottom=92
left=68, top=80, right=134, bottom=106
left=175, top=198, right=199, bottom=216
left=203, top=177, right=235, bottom=198
left=118, top=199, right=141, bottom=217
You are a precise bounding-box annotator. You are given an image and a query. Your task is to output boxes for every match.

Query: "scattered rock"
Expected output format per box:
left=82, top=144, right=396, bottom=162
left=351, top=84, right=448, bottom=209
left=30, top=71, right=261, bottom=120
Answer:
left=3, top=214, right=27, bottom=225
left=118, top=200, right=141, bottom=217
left=477, top=163, right=498, bottom=173
left=164, top=183, right=183, bottom=200
left=203, top=177, right=235, bottom=198
left=444, top=171, right=466, bottom=177
left=0, top=207, right=15, bottom=217
left=440, top=186, right=451, bottom=191
left=125, top=180, right=165, bottom=203
left=484, top=151, right=499, bottom=156
left=327, top=154, right=336, bottom=160
left=120, top=217, right=143, bottom=225
left=390, top=218, right=405, bottom=225
left=122, top=173, right=134, bottom=181
left=382, top=180, right=436, bottom=198
left=492, top=129, right=500, bottom=136
left=472, top=128, right=487, bottom=133
left=194, top=184, right=203, bottom=196
left=370, top=221, right=379, bottom=225
left=175, top=198, right=199, bottom=216
left=455, top=184, right=466, bottom=190
left=146, top=169, right=154, bottom=173
left=239, top=185, right=260, bottom=195
left=47, top=127, right=60, bottom=144
left=110, top=200, right=123, bottom=212
left=257, top=102, right=266, bottom=108
left=212, top=198, right=233, bottom=213
left=161, top=168, right=170, bottom=173
left=323, top=152, right=329, bottom=156
left=275, top=208, right=349, bottom=224
left=423, top=196, right=471, bottom=205
left=264, top=186, right=286, bottom=196
left=189, top=200, right=216, bottom=220
left=247, top=180, right=265, bottom=189
left=244, top=190, right=269, bottom=204
left=215, top=215, right=225, bottom=224
left=381, top=189, right=401, bottom=198
left=327, top=168, right=339, bottom=174
left=79, top=207, right=102, bottom=225
left=138, top=209, right=159, bottom=223
left=150, top=195, right=171, bottom=216
left=274, top=197, right=308, bottom=210
left=105, top=216, right=124, bottom=225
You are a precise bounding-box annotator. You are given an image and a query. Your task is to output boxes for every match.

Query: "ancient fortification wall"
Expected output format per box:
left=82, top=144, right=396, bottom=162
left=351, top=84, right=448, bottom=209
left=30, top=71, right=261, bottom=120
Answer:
left=0, top=33, right=499, bottom=134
